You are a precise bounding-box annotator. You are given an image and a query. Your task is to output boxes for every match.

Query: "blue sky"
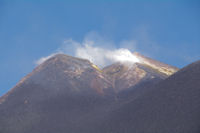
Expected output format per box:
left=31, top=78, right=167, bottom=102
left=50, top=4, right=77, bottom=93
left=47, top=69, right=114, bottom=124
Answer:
left=0, top=0, right=200, bottom=96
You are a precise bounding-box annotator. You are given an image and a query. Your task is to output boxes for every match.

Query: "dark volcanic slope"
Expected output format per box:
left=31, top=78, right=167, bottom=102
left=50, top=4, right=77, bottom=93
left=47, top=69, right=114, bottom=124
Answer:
left=0, top=53, right=189, bottom=133
left=99, top=60, right=200, bottom=133
left=0, top=54, right=114, bottom=133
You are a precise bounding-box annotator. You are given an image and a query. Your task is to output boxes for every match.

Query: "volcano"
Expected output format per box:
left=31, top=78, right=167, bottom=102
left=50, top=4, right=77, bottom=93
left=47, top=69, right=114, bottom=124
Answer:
left=0, top=53, right=199, bottom=133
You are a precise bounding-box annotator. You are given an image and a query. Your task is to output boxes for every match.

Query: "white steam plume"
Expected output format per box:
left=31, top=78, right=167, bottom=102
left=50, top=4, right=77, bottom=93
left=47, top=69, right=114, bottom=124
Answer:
left=35, top=32, right=139, bottom=67
left=75, top=43, right=139, bottom=67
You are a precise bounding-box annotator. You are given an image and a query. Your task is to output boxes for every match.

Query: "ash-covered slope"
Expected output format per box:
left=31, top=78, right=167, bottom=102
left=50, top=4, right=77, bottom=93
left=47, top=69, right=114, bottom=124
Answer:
left=0, top=54, right=114, bottom=133
left=1, top=54, right=112, bottom=100
left=0, top=53, right=180, bottom=133
left=99, top=60, right=200, bottom=133
left=103, top=52, right=178, bottom=92
left=133, top=52, right=178, bottom=75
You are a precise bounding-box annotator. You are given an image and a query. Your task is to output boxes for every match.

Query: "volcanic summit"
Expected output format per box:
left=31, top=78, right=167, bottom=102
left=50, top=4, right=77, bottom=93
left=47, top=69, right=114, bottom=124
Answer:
left=0, top=52, right=199, bottom=133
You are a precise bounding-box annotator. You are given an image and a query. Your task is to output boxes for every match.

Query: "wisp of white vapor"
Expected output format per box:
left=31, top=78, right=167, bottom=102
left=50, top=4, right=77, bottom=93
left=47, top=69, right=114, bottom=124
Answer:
left=35, top=32, right=140, bottom=67
left=35, top=53, right=57, bottom=65
left=75, top=44, right=140, bottom=67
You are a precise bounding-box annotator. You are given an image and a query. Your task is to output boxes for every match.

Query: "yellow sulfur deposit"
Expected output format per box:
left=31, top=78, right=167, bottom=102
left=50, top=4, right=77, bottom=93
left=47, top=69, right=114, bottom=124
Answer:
left=92, top=64, right=102, bottom=73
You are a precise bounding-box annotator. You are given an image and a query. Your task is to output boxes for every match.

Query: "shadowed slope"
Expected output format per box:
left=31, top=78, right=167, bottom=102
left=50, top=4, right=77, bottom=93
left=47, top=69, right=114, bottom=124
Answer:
left=99, top=60, right=200, bottom=133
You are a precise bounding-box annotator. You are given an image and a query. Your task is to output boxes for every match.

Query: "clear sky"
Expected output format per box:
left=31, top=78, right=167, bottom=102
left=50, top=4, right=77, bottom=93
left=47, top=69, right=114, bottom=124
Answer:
left=0, top=0, right=200, bottom=96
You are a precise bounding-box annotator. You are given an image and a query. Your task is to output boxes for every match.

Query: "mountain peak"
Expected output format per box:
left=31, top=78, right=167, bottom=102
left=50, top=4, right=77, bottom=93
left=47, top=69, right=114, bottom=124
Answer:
left=0, top=52, right=199, bottom=133
left=41, top=53, right=91, bottom=67
left=102, top=52, right=179, bottom=91
left=0, top=52, right=179, bottom=104
left=133, top=52, right=178, bottom=75
left=0, top=53, right=113, bottom=105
